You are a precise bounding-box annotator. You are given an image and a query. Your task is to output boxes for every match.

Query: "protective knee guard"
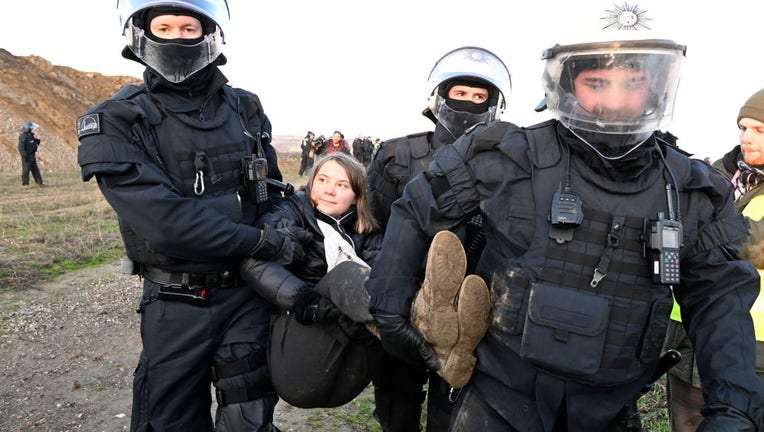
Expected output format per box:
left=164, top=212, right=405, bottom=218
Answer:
left=212, top=352, right=274, bottom=405
left=215, top=395, right=280, bottom=432
left=212, top=352, right=279, bottom=431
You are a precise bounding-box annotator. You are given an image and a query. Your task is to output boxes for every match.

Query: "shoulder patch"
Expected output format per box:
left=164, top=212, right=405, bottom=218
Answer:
left=77, top=113, right=101, bottom=138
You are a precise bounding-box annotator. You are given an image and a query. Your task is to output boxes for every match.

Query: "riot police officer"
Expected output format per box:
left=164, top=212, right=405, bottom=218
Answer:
left=365, top=46, right=511, bottom=432
left=366, top=7, right=764, bottom=432
left=18, top=121, right=44, bottom=186
left=77, top=1, right=303, bottom=430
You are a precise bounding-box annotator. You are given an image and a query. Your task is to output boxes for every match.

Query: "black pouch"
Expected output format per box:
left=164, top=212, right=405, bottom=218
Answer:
left=490, top=267, right=533, bottom=335
left=156, top=285, right=209, bottom=306
left=520, top=282, right=610, bottom=376
left=638, top=295, right=674, bottom=362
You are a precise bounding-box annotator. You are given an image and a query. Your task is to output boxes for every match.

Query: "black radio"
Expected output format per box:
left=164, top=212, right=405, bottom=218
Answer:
left=646, top=215, right=682, bottom=285
left=242, top=157, right=269, bottom=203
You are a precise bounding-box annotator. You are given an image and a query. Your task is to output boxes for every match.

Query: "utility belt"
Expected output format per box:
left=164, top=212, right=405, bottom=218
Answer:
left=140, top=265, right=240, bottom=306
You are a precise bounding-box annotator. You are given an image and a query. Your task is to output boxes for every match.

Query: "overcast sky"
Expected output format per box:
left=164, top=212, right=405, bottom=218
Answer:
left=1, top=1, right=762, bottom=160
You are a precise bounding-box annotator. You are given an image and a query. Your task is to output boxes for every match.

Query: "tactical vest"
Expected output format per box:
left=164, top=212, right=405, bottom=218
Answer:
left=485, top=121, right=697, bottom=386
left=112, top=85, right=261, bottom=271
left=383, top=133, right=432, bottom=197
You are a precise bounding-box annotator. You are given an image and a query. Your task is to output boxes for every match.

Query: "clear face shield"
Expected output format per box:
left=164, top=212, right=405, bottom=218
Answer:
left=118, top=0, right=229, bottom=83
left=543, top=40, right=685, bottom=159
left=125, top=21, right=223, bottom=83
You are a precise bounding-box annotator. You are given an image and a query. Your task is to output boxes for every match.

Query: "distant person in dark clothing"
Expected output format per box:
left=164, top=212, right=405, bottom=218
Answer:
left=18, top=121, right=44, bottom=186
left=299, top=130, right=316, bottom=176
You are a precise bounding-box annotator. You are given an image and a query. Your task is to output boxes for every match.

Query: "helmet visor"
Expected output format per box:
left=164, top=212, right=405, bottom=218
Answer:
left=126, top=24, right=223, bottom=82
left=543, top=40, right=685, bottom=135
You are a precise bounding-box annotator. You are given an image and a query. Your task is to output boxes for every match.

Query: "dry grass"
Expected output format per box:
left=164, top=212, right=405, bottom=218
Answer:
left=0, top=171, right=123, bottom=291
left=0, top=153, right=303, bottom=292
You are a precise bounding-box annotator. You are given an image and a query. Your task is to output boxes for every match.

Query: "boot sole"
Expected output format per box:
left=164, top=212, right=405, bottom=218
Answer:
left=412, top=231, right=467, bottom=358
left=438, top=274, right=491, bottom=388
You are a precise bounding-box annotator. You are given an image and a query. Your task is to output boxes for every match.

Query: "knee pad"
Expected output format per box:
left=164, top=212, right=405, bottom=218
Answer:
left=212, top=352, right=274, bottom=406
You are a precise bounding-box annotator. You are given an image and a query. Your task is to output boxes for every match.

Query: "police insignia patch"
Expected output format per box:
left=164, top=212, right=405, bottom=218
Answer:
left=77, top=113, right=101, bottom=138
left=601, top=3, right=651, bottom=30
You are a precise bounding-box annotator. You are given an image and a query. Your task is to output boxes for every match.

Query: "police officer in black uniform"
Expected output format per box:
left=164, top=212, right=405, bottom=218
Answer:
left=18, top=121, right=44, bottom=186
left=366, top=12, right=764, bottom=432
left=77, top=1, right=304, bottom=430
left=365, top=46, right=511, bottom=432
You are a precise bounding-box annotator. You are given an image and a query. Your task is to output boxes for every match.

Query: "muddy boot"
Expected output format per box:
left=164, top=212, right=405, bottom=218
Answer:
left=411, top=230, right=467, bottom=364
left=314, top=261, right=373, bottom=323
left=437, top=274, right=490, bottom=388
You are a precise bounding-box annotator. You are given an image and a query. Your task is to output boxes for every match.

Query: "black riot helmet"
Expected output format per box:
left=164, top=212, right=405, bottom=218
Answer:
left=117, top=0, right=230, bottom=83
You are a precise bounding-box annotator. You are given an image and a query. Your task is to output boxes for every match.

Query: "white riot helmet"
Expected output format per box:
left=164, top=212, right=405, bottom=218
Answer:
left=117, top=0, right=230, bottom=83
left=426, top=46, right=512, bottom=137
left=21, top=122, right=39, bottom=132
left=541, top=3, right=685, bottom=159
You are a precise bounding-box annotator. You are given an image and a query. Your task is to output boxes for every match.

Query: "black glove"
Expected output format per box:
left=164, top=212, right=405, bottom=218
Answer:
left=372, top=312, right=440, bottom=371
left=292, top=290, right=341, bottom=325
left=251, top=224, right=309, bottom=266
left=698, top=404, right=756, bottom=432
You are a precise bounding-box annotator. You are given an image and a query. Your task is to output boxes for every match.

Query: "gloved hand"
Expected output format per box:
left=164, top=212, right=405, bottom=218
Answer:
left=250, top=224, right=310, bottom=266
left=697, top=404, right=756, bottom=432
left=372, top=312, right=440, bottom=371
left=292, top=290, right=341, bottom=325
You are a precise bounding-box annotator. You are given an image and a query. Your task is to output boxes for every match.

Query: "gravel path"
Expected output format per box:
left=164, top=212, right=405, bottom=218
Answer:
left=0, top=263, right=360, bottom=432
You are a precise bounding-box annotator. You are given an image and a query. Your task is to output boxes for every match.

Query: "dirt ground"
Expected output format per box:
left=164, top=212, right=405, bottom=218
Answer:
left=0, top=262, right=368, bottom=432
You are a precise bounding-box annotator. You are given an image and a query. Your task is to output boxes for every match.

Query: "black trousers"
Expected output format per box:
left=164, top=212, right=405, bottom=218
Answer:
left=131, top=279, right=278, bottom=432
left=373, top=353, right=454, bottom=432
left=21, top=156, right=43, bottom=185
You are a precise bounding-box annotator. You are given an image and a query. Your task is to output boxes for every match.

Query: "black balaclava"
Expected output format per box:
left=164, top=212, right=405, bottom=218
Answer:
left=434, top=78, right=498, bottom=139
left=123, top=6, right=226, bottom=88
left=438, top=78, right=495, bottom=114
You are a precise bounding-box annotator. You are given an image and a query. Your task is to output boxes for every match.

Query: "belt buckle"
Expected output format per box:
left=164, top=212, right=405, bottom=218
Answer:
left=219, top=270, right=236, bottom=288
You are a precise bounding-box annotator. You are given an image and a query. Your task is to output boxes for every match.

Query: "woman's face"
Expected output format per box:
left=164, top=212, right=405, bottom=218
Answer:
left=310, top=160, right=356, bottom=218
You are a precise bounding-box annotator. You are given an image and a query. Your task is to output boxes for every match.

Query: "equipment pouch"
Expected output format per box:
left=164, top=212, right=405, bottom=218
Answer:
left=490, top=267, right=532, bottom=335
left=638, top=295, right=674, bottom=362
left=520, top=282, right=609, bottom=376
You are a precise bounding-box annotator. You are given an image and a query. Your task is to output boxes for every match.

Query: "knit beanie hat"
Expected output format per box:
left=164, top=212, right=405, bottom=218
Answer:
left=738, top=88, right=764, bottom=124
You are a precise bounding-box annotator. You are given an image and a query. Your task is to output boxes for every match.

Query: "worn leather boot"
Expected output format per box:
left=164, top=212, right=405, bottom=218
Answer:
left=411, top=230, right=467, bottom=361
left=437, top=274, right=490, bottom=388
left=411, top=230, right=491, bottom=388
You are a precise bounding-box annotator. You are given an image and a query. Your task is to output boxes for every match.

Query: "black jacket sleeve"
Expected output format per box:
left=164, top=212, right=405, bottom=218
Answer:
left=676, top=167, right=764, bottom=426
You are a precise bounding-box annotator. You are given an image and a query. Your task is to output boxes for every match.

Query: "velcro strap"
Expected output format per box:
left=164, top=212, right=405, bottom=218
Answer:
left=211, top=351, right=267, bottom=381
left=215, top=381, right=275, bottom=406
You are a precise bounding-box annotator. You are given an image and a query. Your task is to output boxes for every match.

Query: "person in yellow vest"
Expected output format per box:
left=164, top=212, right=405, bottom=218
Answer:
left=665, top=87, right=764, bottom=431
